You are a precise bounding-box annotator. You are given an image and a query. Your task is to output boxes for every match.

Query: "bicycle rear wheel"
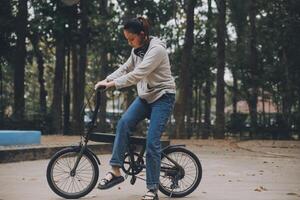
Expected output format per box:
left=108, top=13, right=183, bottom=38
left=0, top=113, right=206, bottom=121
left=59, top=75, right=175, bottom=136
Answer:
left=159, top=147, right=202, bottom=197
left=46, top=147, right=99, bottom=199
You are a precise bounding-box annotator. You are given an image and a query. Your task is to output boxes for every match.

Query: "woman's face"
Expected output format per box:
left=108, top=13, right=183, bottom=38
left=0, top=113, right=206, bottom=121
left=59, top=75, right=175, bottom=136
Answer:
left=123, top=30, right=143, bottom=49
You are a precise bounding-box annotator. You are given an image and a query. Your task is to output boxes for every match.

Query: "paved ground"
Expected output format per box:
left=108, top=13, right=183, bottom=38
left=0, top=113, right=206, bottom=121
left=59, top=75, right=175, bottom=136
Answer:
left=0, top=139, right=300, bottom=200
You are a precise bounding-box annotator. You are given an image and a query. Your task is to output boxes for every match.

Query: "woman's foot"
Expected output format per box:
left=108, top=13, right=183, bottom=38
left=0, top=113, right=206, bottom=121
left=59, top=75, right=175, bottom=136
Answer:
left=97, top=172, right=124, bottom=190
left=141, top=190, right=159, bottom=200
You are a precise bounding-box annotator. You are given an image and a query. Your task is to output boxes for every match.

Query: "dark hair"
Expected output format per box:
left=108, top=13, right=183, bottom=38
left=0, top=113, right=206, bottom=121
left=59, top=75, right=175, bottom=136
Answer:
left=123, top=17, right=150, bottom=38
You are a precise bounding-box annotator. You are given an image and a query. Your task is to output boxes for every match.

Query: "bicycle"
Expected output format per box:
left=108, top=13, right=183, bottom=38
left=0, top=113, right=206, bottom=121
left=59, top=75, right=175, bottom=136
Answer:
left=46, top=88, right=202, bottom=199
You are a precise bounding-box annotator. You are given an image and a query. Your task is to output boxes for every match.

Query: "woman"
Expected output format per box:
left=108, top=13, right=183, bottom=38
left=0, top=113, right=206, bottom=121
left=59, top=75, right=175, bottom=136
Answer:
left=94, top=17, right=176, bottom=200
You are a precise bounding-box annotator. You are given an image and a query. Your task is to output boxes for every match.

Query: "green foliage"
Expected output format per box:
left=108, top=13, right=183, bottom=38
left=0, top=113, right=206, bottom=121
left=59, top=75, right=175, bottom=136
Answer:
left=1, top=0, right=300, bottom=138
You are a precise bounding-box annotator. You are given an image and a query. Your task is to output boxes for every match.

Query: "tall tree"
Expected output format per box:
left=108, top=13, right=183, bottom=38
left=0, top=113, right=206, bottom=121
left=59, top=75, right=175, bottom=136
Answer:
left=246, top=0, right=258, bottom=137
left=98, top=0, right=110, bottom=131
left=0, top=0, right=13, bottom=124
left=229, top=0, right=248, bottom=114
left=203, top=0, right=213, bottom=139
left=214, top=0, right=226, bottom=139
left=70, top=4, right=80, bottom=134
left=277, top=1, right=297, bottom=139
left=28, top=1, right=50, bottom=120
left=76, top=0, right=88, bottom=133
left=228, top=0, right=248, bottom=136
left=174, top=0, right=197, bottom=138
left=63, top=5, right=78, bottom=135
left=51, top=1, right=66, bottom=134
left=13, top=0, right=28, bottom=120
left=29, top=33, right=47, bottom=118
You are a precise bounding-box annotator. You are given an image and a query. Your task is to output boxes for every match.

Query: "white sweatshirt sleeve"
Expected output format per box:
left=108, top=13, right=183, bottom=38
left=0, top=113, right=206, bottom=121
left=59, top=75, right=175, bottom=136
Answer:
left=106, top=54, right=134, bottom=81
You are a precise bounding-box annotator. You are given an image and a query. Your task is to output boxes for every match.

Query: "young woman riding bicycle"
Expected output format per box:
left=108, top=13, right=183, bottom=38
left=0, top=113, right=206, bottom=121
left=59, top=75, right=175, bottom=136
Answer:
left=94, top=16, right=176, bottom=200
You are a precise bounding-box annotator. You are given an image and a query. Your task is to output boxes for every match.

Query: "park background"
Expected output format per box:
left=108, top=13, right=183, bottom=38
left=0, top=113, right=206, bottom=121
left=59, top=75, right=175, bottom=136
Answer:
left=0, top=0, right=299, bottom=140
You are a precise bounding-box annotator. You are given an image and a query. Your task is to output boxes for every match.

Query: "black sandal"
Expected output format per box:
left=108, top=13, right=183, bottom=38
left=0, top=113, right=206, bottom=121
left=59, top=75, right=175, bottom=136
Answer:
left=141, top=190, right=159, bottom=200
left=97, top=172, right=125, bottom=190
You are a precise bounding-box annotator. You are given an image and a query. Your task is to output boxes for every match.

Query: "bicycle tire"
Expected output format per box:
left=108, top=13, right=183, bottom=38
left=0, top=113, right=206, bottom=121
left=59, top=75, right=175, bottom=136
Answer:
left=46, top=147, right=99, bottom=199
left=159, top=147, right=202, bottom=197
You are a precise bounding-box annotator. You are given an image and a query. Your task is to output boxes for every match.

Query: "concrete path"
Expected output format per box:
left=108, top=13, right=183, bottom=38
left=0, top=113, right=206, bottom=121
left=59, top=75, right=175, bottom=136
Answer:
left=0, top=140, right=300, bottom=200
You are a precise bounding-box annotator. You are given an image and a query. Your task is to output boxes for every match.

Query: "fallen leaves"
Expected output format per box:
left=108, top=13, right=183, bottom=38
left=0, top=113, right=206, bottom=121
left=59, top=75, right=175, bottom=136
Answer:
left=286, top=192, right=299, bottom=196
left=254, top=186, right=268, bottom=192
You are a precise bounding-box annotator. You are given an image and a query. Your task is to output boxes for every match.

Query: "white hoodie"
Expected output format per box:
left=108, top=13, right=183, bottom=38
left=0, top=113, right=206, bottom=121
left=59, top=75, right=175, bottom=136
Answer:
left=106, top=37, right=176, bottom=103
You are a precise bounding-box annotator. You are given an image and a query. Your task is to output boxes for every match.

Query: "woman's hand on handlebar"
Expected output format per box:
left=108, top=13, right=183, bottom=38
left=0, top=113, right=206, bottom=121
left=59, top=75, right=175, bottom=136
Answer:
left=94, top=79, right=115, bottom=90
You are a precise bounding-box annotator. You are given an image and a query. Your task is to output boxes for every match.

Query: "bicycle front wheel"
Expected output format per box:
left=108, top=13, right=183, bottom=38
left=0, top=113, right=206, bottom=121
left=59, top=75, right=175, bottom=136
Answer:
left=46, top=147, right=99, bottom=199
left=159, top=147, right=202, bottom=197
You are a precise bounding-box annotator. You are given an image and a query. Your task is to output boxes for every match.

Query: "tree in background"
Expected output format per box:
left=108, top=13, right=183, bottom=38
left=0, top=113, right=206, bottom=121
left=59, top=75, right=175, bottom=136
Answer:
left=96, top=0, right=114, bottom=132
left=246, top=0, right=259, bottom=138
left=1, top=0, right=300, bottom=139
left=0, top=0, right=14, bottom=124
left=202, top=0, right=214, bottom=139
left=51, top=1, right=66, bottom=134
left=174, top=0, right=197, bottom=138
left=214, top=0, right=226, bottom=139
left=13, top=0, right=28, bottom=121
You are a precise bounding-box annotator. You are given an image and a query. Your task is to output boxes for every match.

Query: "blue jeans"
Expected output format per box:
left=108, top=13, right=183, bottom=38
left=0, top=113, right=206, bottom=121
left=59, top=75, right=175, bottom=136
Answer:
left=109, top=93, right=175, bottom=190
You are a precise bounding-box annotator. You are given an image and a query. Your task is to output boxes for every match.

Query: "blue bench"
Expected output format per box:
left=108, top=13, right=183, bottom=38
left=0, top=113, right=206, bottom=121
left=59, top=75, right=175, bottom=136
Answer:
left=0, top=130, right=41, bottom=146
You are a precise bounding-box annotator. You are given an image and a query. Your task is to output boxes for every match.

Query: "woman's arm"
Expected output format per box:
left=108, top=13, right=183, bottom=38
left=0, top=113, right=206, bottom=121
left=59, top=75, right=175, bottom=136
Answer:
left=106, top=54, right=134, bottom=81
left=95, top=53, right=133, bottom=90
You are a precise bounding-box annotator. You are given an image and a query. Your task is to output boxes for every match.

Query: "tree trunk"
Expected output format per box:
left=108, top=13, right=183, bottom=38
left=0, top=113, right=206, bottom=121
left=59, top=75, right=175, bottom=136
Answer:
left=203, top=78, right=211, bottom=139
left=64, top=46, right=71, bottom=134
left=71, top=44, right=79, bottom=133
left=281, top=49, right=291, bottom=139
left=197, top=84, right=203, bottom=138
left=247, top=0, right=258, bottom=138
left=232, top=70, right=238, bottom=114
left=29, top=33, right=47, bottom=118
left=69, top=3, right=79, bottom=134
left=174, top=0, right=197, bottom=138
left=0, top=0, right=12, bottom=124
left=51, top=2, right=65, bottom=134
left=76, top=0, right=88, bottom=134
left=51, top=38, right=65, bottom=134
left=233, top=28, right=244, bottom=115
left=194, top=83, right=199, bottom=136
left=186, top=77, right=193, bottom=138
left=214, top=0, right=226, bottom=139
left=13, top=0, right=28, bottom=120
left=98, top=0, right=110, bottom=132
left=262, top=88, right=266, bottom=125
left=229, top=0, right=248, bottom=137
left=203, top=0, right=213, bottom=139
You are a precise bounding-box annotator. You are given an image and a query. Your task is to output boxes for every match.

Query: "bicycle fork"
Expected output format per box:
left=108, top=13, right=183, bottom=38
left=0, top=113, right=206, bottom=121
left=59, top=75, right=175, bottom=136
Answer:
left=70, top=144, right=86, bottom=176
